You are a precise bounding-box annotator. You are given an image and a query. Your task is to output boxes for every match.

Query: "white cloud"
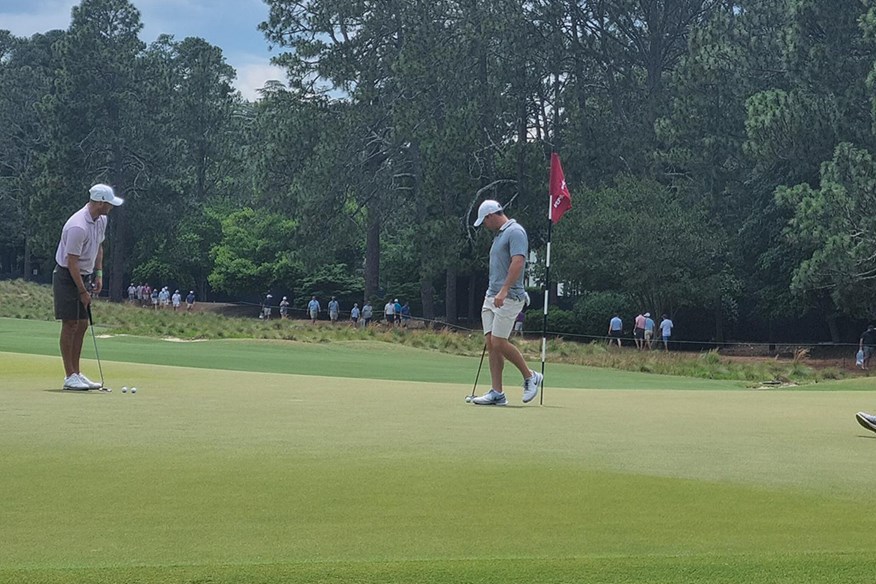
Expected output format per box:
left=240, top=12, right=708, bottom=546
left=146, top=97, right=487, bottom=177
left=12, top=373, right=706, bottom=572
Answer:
left=3, top=0, right=285, bottom=101
left=0, top=1, right=77, bottom=37
left=232, top=57, right=286, bottom=101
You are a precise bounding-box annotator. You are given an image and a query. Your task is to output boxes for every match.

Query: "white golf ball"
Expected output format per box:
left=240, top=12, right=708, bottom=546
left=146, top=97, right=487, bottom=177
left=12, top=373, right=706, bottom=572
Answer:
left=131, top=387, right=137, bottom=394
left=465, top=396, right=472, bottom=403
left=122, top=386, right=127, bottom=393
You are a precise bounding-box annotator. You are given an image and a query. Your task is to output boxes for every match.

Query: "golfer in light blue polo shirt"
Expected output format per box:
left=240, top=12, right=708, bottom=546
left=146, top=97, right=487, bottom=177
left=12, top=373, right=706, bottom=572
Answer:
left=469, top=200, right=543, bottom=406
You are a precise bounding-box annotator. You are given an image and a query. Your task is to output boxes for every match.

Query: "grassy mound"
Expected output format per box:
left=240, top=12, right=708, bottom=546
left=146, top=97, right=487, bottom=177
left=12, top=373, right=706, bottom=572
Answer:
left=0, top=279, right=850, bottom=385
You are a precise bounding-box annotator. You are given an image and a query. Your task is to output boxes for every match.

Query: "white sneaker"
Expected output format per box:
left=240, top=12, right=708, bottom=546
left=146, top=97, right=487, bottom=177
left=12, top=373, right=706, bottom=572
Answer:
left=856, top=412, right=876, bottom=433
left=77, top=373, right=102, bottom=389
left=522, top=370, right=543, bottom=403
left=63, top=374, right=91, bottom=391
left=471, top=389, right=507, bottom=406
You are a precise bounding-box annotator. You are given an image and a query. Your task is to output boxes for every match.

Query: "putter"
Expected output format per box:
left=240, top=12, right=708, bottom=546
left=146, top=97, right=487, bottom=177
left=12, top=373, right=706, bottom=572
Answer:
left=465, top=343, right=487, bottom=402
left=86, top=304, right=111, bottom=392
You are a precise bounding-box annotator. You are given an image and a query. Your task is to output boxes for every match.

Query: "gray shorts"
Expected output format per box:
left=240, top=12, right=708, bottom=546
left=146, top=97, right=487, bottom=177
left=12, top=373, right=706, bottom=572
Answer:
left=53, top=266, right=91, bottom=321
left=482, top=296, right=525, bottom=339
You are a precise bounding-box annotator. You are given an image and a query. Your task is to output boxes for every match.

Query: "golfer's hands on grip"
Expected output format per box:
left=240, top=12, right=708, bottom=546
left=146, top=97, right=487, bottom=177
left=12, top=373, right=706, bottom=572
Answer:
left=79, top=288, right=92, bottom=308
left=92, top=276, right=103, bottom=296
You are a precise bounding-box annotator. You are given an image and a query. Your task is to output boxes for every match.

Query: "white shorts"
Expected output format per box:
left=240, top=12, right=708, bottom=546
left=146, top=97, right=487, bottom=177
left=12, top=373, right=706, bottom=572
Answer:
left=482, top=296, right=525, bottom=340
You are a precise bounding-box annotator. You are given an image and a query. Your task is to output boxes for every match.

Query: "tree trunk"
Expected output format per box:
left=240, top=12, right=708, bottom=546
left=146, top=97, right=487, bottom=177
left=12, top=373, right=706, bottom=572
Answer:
left=420, top=276, right=435, bottom=322
left=23, top=234, right=32, bottom=281
left=714, top=302, right=724, bottom=345
left=445, top=267, right=457, bottom=325
left=364, top=198, right=380, bottom=302
left=468, top=272, right=478, bottom=324
left=108, top=205, right=128, bottom=301
left=826, top=313, right=841, bottom=344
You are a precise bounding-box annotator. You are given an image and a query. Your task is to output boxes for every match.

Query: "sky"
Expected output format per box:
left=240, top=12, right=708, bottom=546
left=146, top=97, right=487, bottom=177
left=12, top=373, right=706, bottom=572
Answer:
left=1, top=0, right=288, bottom=100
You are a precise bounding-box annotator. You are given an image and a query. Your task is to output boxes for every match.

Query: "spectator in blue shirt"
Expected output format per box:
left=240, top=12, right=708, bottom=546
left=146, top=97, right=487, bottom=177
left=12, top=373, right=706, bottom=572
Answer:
left=608, top=314, right=623, bottom=347
left=307, top=296, right=321, bottom=324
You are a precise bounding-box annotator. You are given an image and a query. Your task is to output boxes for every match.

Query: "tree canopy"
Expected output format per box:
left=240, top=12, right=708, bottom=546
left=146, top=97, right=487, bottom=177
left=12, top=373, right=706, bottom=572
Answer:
left=2, top=0, right=876, bottom=342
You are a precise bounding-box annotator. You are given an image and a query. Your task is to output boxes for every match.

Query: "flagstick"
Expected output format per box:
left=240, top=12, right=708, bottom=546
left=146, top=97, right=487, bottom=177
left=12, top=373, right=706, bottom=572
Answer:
left=540, top=187, right=553, bottom=406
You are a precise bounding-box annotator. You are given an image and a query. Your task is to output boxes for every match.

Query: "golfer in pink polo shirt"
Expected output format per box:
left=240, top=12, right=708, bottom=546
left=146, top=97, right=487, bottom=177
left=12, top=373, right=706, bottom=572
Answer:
left=52, top=184, right=123, bottom=390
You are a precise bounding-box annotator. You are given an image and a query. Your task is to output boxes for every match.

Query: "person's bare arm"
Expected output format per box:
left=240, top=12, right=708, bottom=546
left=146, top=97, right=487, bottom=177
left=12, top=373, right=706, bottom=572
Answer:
left=92, top=246, right=104, bottom=295
left=66, top=254, right=92, bottom=308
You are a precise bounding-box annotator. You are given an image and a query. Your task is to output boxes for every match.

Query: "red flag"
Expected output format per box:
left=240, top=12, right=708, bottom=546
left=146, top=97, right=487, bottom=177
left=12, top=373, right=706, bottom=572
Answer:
left=549, top=152, right=572, bottom=224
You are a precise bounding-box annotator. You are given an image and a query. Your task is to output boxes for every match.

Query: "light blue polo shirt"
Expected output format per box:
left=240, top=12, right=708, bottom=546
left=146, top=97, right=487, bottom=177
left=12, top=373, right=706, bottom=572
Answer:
left=487, top=219, right=528, bottom=301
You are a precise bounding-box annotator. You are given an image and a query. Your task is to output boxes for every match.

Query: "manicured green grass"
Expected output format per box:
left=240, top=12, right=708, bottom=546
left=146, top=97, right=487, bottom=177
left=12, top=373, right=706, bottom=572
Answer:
left=2, top=324, right=876, bottom=583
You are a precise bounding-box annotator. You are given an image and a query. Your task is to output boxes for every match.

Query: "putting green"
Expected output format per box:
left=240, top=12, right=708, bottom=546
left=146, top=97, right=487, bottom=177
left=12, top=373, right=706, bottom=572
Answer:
left=2, top=348, right=876, bottom=583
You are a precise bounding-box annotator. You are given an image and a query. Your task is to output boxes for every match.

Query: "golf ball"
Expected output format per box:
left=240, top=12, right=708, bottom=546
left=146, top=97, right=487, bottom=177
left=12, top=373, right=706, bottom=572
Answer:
left=465, top=396, right=472, bottom=403
left=131, top=387, right=137, bottom=394
left=122, top=386, right=127, bottom=393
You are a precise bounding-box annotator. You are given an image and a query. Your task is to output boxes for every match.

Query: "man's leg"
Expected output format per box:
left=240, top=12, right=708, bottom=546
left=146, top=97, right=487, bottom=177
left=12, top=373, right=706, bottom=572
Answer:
left=487, top=332, right=532, bottom=390
left=486, top=333, right=505, bottom=391
left=494, top=336, right=531, bottom=378
left=60, top=319, right=88, bottom=376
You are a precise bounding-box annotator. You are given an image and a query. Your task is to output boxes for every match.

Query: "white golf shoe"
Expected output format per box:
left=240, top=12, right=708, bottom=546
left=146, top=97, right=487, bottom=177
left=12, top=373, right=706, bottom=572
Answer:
left=77, top=373, right=102, bottom=389
left=471, top=389, right=507, bottom=406
left=522, top=370, right=543, bottom=403
left=63, top=374, right=91, bottom=391
left=856, top=412, right=876, bottom=433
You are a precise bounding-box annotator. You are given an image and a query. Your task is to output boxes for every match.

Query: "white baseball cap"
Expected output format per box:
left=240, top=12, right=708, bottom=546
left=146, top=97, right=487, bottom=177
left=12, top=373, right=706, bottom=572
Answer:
left=473, top=200, right=502, bottom=227
left=89, top=184, right=124, bottom=206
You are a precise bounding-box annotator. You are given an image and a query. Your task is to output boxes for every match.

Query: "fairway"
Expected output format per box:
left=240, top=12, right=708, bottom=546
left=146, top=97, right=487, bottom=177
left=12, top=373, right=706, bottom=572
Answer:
left=2, top=323, right=876, bottom=583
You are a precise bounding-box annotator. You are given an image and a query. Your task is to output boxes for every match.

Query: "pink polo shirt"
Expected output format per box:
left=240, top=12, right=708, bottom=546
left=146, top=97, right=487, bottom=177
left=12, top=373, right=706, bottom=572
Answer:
left=635, top=314, right=646, bottom=329
left=55, top=205, right=107, bottom=275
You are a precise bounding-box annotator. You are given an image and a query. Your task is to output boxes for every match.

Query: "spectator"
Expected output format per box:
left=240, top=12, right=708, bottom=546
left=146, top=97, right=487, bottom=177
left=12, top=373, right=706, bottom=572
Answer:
left=351, top=303, right=360, bottom=326
left=172, top=289, right=181, bottom=311
left=659, top=314, right=674, bottom=351
left=328, top=296, right=340, bottom=324
left=859, top=324, right=876, bottom=369
left=307, top=296, right=321, bottom=324
left=159, top=286, right=170, bottom=309
left=384, top=299, right=395, bottom=324
left=151, top=287, right=159, bottom=310
left=401, top=302, right=411, bottom=327
left=186, top=290, right=196, bottom=313
left=608, top=314, right=623, bottom=347
left=633, top=312, right=646, bottom=350
left=127, top=283, right=137, bottom=303
left=362, top=301, right=373, bottom=327
left=261, top=294, right=273, bottom=320
left=393, top=299, right=402, bottom=326
left=644, top=312, right=655, bottom=349
left=279, top=296, right=289, bottom=319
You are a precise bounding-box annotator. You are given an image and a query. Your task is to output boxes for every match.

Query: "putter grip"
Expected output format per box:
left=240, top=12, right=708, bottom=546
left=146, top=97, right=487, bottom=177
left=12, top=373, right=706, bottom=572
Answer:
left=87, top=304, right=93, bottom=325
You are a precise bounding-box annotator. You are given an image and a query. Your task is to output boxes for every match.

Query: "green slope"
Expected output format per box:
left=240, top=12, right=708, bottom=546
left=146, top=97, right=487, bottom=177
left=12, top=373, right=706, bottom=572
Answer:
left=0, top=317, right=748, bottom=390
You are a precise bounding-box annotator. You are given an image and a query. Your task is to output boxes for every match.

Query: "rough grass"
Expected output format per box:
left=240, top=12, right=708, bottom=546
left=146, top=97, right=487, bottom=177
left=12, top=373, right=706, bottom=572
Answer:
left=0, top=279, right=849, bottom=385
